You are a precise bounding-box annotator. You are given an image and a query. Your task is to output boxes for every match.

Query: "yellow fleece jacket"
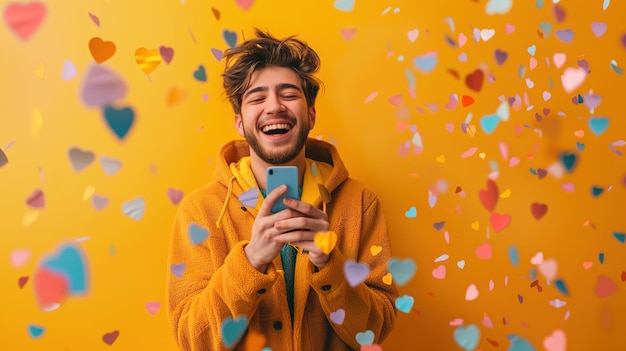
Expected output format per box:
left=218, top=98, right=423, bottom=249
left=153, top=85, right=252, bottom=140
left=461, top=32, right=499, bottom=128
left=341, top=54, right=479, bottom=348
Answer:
left=166, top=138, right=398, bottom=351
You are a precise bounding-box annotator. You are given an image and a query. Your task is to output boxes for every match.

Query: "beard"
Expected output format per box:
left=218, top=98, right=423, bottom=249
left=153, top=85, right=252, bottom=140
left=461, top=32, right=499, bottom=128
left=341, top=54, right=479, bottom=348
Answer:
left=243, top=118, right=309, bottom=165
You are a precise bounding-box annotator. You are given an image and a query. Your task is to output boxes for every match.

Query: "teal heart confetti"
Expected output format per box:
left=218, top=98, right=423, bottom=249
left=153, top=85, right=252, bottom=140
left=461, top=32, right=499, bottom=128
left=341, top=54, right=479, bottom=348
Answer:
left=480, top=114, right=500, bottom=134
left=405, top=206, right=417, bottom=218
left=539, top=22, right=552, bottom=37
left=412, top=52, right=438, bottom=73
left=559, top=152, right=578, bottom=172
left=508, top=246, right=519, bottom=267
left=453, top=324, right=480, bottom=351
left=355, top=330, right=375, bottom=346
left=507, top=335, right=536, bottom=351
left=188, top=223, right=209, bottom=245
left=588, top=117, right=609, bottom=135
left=485, top=0, right=512, bottom=15
left=591, top=186, right=604, bottom=197
left=193, top=65, right=207, bottom=82
left=103, top=105, right=134, bottom=140
left=395, top=295, right=414, bottom=313
left=42, top=244, right=88, bottom=293
left=28, top=324, right=45, bottom=339
left=613, top=232, right=625, bottom=243
left=554, top=278, right=569, bottom=296
left=387, top=257, right=417, bottom=286
left=223, top=29, right=237, bottom=48
left=221, top=315, right=248, bottom=348
left=599, top=252, right=605, bottom=264
left=334, top=0, right=355, bottom=12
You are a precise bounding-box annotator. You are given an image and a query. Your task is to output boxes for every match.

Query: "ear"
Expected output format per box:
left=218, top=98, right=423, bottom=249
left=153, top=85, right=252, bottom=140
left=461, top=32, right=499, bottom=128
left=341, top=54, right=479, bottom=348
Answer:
left=308, top=106, right=316, bottom=130
left=234, top=114, right=245, bottom=137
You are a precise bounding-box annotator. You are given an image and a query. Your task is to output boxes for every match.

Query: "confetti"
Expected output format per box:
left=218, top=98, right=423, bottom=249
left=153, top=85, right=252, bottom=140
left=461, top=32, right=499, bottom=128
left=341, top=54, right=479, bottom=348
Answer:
left=543, top=329, right=566, bottom=351
left=235, top=0, right=254, bottom=11
left=412, top=52, right=438, bottom=73
left=453, top=324, right=480, bottom=351
left=387, top=258, right=417, bottom=286
left=330, top=308, right=345, bottom=324
left=188, top=223, right=209, bottom=245
left=479, top=179, right=499, bottom=212
left=405, top=206, right=417, bottom=218
left=4, top=2, right=47, bottom=41
left=485, top=0, right=512, bottom=15
left=102, top=105, right=135, bottom=140
left=145, top=301, right=161, bottom=315
left=588, top=117, right=609, bottom=135
left=159, top=45, right=174, bottom=64
left=490, top=213, right=511, bottom=232
left=193, top=64, right=207, bottom=82
left=222, top=29, right=237, bottom=48
left=595, top=275, right=618, bottom=297
left=88, top=37, right=116, bottom=63
left=465, top=69, right=484, bottom=92
left=25, top=188, right=45, bottom=209
left=340, top=28, right=357, bottom=41
left=313, top=231, right=338, bottom=255
left=80, top=64, right=128, bottom=108
left=344, top=260, right=370, bottom=287
left=432, top=265, right=446, bottom=279
left=102, top=330, right=119, bottom=345
left=121, top=197, right=146, bottom=221
left=88, top=12, right=100, bottom=27
left=530, top=203, right=548, bottom=219
left=355, top=330, right=375, bottom=346
left=395, top=294, right=414, bottom=313
left=333, top=0, right=355, bottom=12
left=170, top=263, right=185, bottom=278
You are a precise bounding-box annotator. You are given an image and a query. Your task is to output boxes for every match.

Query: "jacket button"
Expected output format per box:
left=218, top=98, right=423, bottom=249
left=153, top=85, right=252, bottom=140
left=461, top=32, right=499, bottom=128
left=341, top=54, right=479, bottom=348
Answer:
left=273, top=321, right=282, bottom=330
left=321, top=285, right=331, bottom=291
left=257, top=288, right=266, bottom=294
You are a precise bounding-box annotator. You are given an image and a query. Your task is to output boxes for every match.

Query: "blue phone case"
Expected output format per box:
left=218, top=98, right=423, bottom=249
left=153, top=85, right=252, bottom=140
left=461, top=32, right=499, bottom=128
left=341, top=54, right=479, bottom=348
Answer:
left=266, top=166, right=299, bottom=213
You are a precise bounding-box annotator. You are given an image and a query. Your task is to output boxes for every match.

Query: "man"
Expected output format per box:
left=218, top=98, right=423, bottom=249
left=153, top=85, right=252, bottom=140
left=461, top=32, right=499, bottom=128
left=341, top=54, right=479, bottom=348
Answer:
left=166, top=29, right=397, bottom=350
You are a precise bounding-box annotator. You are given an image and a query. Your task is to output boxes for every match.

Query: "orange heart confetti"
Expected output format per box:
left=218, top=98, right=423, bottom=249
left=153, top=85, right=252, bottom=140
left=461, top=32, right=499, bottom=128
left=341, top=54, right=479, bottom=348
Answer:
left=135, top=47, right=162, bottom=75
left=167, top=87, right=188, bottom=107
left=89, top=37, right=116, bottom=63
left=382, top=273, right=393, bottom=285
left=313, top=231, right=337, bottom=255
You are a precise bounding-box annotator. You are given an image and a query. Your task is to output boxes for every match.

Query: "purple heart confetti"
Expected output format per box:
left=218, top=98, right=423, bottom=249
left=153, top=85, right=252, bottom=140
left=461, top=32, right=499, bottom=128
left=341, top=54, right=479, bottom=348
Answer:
left=211, top=48, right=224, bottom=61
left=80, top=64, right=128, bottom=108
left=433, top=221, right=445, bottom=231
left=238, top=187, right=258, bottom=208
left=494, top=49, right=508, bottom=65
left=329, top=308, right=345, bottom=324
left=591, top=22, right=607, bottom=37
left=555, top=29, right=574, bottom=43
left=91, top=194, right=109, bottom=211
left=344, top=260, right=370, bottom=287
left=171, top=263, right=186, bottom=278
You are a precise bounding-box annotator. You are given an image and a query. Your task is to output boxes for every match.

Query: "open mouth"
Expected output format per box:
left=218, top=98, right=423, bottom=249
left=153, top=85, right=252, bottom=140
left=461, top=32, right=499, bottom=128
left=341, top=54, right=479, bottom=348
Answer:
left=262, top=123, right=292, bottom=136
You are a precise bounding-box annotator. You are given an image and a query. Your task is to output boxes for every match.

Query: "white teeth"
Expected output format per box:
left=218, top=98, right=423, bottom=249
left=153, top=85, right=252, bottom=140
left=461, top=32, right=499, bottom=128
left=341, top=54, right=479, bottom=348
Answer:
left=262, top=123, right=291, bottom=133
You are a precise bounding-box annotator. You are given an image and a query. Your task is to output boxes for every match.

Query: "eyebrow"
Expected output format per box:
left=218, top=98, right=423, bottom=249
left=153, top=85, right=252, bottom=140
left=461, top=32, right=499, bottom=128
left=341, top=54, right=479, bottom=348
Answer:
left=243, top=83, right=302, bottom=98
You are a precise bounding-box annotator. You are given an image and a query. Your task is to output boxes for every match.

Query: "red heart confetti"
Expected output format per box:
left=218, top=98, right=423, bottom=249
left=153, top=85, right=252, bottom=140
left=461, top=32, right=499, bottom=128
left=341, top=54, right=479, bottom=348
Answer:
left=479, top=179, right=499, bottom=212
left=595, top=275, right=618, bottom=298
left=4, top=2, right=47, bottom=41
left=531, top=203, right=548, bottom=219
left=462, top=95, right=475, bottom=107
left=18, top=276, right=29, bottom=289
left=26, top=188, right=45, bottom=208
left=490, top=213, right=511, bottom=232
left=465, top=69, right=484, bottom=92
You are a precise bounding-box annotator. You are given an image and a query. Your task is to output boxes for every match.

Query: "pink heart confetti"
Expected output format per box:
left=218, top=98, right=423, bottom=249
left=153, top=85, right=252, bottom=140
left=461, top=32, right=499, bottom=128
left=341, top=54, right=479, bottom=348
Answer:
left=4, top=2, right=47, bottom=41
left=11, top=249, right=31, bottom=268
left=340, top=28, right=356, bottom=41
left=91, top=194, right=109, bottom=211
left=531, top=252, right=544, bottom=265
left=167, top=187, right=184, bottom=205
left=407, top=29, right=419, bottom=42
left=458, top=33, right=467, bottom=47
left=544, top=329, right=566, bottom=351
left=538, top=259, right=558, bottom=281
left=26, top=188, right=45, bottom=209
left=88, top=12, right=100, bottom=27
left=465, top=283, right=479, bottom=300
left=388, top=94, right=402, bottom=107
left=561, top=67, right=587, bottom=93
left=475, top=242, right=492, bottom=259
left=529, top=57, right=538, bottom=70
left=505, top=23, right=515, bottom=34
left=553, top=53, right=566, bottom=68
left=449, top=318, right=464, bottom=327
left=591, top=22, right=607, bottom=38
left=482, top=314, right=494, bottom=328
left=235, top=0, right=254, bottom=10
left=145, top=301, right=161, bottom=315
left=582, top=261, right=593, bottom=270
left=159, top=46, right=174, bottom=64
left=432, top=265, right=446, bottom=279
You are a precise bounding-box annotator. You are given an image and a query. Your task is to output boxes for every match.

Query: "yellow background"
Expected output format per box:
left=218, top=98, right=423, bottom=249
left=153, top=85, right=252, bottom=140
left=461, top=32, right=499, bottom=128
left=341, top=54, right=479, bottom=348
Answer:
left=1, top=0, right=625, bottom=350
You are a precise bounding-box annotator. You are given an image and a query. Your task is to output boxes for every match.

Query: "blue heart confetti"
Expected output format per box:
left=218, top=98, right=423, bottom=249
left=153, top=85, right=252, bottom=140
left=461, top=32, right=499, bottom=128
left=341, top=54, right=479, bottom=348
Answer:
left=395, top=294, right=414, bottom=313
left=193, top=65, right=207, bottom=82
left=453, top=324, right=480, bottom=351
left=591, top=186, right=604, bottom=197
left=223, top=29, right=238, bottom=48
left=387, top=258, right=417, bottom=286
left=576, top=142, right=585, bottom=151
left=613, top=232, right=625, bottom=243
left=480, top=114, right=500, bottom=134
left=188, top=223, right=209, bottom=245
left=355, top=330, right=375, bottom=346
left=333, top=0, right=355, bottom=12
left=599, top=252, right=605, bottom=264
left=507, top=336, right=536, bottom=351
left=221, top=315, right=248, bottom=348
left=405, top=206, right=417, bottom=218
left=412, top=52, right=438, bottom=73
left=508, top=246, right=519, bottom=267
left=554, top=278, right=569, bottom=296
left=588, top=116, right=609, bottom=135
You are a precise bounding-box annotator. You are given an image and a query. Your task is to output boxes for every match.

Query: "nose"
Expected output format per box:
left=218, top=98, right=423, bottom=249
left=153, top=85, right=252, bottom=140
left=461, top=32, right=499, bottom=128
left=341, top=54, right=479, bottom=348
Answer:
left=265, top=93, right=286, bottom=114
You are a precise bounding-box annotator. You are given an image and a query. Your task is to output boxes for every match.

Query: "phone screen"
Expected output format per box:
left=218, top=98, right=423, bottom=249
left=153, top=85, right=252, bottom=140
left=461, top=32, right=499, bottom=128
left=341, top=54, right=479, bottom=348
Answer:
left=266, top=166, right=299, bottom=213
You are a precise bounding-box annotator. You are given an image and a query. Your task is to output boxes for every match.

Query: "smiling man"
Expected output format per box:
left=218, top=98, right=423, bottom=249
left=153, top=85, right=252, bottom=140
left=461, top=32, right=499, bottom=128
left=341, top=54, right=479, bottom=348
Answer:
left=166, top=29, right=397, bottom=351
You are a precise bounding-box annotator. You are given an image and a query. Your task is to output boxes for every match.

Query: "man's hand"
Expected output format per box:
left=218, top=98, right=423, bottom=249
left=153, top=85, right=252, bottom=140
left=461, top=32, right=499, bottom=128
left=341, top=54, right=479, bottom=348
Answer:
left=244, top=185, right=331, bottom=272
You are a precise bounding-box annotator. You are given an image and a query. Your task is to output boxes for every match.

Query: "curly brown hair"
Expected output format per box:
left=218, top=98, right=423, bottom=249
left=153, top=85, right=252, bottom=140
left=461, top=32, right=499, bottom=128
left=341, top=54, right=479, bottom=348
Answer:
left=222, top=28, right=323, bottom=114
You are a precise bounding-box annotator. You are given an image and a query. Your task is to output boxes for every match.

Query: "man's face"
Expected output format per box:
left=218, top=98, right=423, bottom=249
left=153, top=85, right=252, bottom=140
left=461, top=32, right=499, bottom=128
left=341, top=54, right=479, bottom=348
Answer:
left=235, top=65, right=316, bottom=165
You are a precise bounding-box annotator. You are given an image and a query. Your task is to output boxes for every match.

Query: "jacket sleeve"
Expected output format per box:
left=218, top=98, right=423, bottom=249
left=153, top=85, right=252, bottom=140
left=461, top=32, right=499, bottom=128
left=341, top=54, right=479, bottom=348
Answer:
left=165, top=196, right=278, bottom=350
left=310, top=190, right=399, bottom=349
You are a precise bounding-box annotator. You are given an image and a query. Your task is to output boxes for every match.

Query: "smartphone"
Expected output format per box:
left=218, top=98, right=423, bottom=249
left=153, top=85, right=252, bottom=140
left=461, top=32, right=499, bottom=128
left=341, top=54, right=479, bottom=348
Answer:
left=266, top=166, right=299, bottom=213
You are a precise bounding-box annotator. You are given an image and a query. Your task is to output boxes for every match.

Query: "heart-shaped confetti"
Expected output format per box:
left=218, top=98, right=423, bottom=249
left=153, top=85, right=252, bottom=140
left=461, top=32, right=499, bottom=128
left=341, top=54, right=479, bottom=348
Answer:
left=453, top=324, right=480, bottom=351
left=100, top=156, right=121, bottom=176
left=465, top=284, right=479, bottom=301
left=18, top=275, right=29, bottom=288
left=41, top=244, right=88, bottom=294
left=221, top=315, right=248, bottom=348
left=89, top=37, right=116, bottom=63
left=340, top=28, right=357, bottom=41
left=432, top=265, right=446, bottom=279
left=433, top=221, right=445, bottom=231
left=555, top=29, right=574, bottom=43
left=561, top=67, right=586, bottom=92
left=344, top=260, right=370, bottom=287
left=543, top=329, right=566, bottom=351
left=193, top=64, right=207, bottom=82
left=412, top=52, right=438, bottom=73
left=4, top=2, right=47, bottom=41
left=494, top=49, right=508, bottom=65
left=330, top=308, right=345, bottom=324
left=26, top=188, right=45, bottom=208
left=508, top=336, right=536, bottom=351
left=395, top=294, right=414, bottom=313
left=479, top=179, right=498, bottom=212
left=210, top=47, right=224, bottom=61
left=167, top=87, right=188, bottom=107
left=34, top=267, right=68, bottom=308
left=134, top=47, right=162, bottom=75
left=370, top=245, right=382, bottom=256
left=88, top=12, right=100, bottom=26
left=314, top=231, right=337, bottom=255
left=465, top=69, right=484, bottom=92
left=480, top=114, right=500, bottom=134
left=538, top=259, right=558, bottom=281
left=475, top=242, right=492, bottom=259
left=28, top=324, right=45, bottom=339
left=490, top=213, right=511, bottom=232
left=61, top=60, right=77, bottom=80
left=238, top=187, right=258, bottom=207
left=355, top=330, right=375, bottom=346
left=122, top=197, right=145, bottom=221
left=405, top=206, right=417, bottom=218
left=559, top=152, right=578, bottom=172
left=167, top=187, right=183, bottom=205
left=68, top=147, right=95, bottom=172
left=103, top=105, right=135, bottom=140
left=145, top=301, right=161, bottom=315
left=407, top=29, right=419, bottom=42
left=188, top=223, right=209, bottom=245
left=80, top=64, right=128, bottom=108
left=530, top=203, right=548, bottom=219
left=480, top=29, right=495, bottom=42
left=334, top=0, right=355, bottom=12
left=387, top=258, right=416, bottom=286
left=170, top=263, right=186, bottom=278
left=486, top=0, right=512, bottom=14
left=0, top=148, right=8, bottom=168
left=595, top=275, right=618, bottom=297
left=588, top=117, right=609, bottom=135
left=159, top=45, right=174, bottom=64
left=91, top=194, right=109, bottom=211
left=102, top=330, right=119, bottom=345
left=11, top=249, right=31, bottom=268
left=223, top=29, right=237, bottom=48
